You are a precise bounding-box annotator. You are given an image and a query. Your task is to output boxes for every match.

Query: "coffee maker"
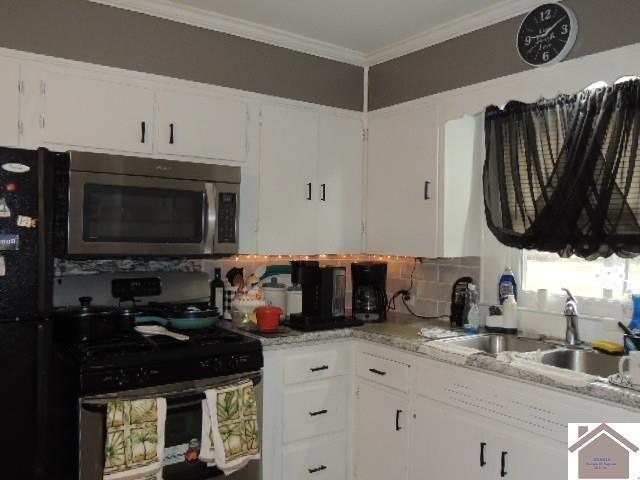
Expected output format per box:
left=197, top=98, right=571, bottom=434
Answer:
left=288, top=262, right=360, bottom=331
left=351, top=262, right=387, bottom=322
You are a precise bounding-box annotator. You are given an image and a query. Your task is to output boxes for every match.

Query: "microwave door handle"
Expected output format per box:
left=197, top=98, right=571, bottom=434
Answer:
left=204, top=183, right=217, bottom=255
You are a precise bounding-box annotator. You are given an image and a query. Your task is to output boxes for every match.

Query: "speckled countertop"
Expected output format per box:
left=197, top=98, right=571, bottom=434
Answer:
left=220, top=313, right=640, bottom=411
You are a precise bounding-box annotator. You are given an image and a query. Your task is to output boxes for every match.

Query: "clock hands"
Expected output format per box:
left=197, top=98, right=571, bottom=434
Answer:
left=528, top=17, right=566, bottom=41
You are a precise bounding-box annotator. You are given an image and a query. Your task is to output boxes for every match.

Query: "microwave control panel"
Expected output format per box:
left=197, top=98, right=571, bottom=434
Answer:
left=217, top=192, right=237, bottom=244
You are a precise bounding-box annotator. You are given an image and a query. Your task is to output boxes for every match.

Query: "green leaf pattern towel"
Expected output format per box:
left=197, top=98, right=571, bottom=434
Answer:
left=201, top=380, right=260, bottom=475
left=104, top=398, right=167, bottom=480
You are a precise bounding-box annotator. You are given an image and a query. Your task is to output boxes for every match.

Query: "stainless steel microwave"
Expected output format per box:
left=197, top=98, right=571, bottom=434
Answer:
left=53, top=151, right=240, bottom=257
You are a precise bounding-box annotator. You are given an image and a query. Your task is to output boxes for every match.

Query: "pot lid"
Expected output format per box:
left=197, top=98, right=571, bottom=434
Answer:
left=57, top=296, right=119, bottom=319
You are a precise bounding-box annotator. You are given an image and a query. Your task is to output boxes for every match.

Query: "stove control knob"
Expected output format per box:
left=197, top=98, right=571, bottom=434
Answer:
left=200, top=359, right=211, bottom=369
left=136, top=367, right=150, bottom=383
left=116, top=370, right=130, bottom=387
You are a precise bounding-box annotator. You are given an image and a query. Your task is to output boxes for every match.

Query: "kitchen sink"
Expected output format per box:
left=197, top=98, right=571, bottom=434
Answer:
left=452, top=334, right=555, bottom=354
left=540, top=349, right=619, bottom=377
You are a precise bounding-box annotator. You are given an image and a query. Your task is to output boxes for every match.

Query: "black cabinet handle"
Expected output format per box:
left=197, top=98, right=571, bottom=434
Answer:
left=395, top=409, right=402, bottom=431
left=424, top=181, right=431, bottom=200
left=480, top=442, right=486, bottom=467
left=169, top=123, right=175, bottom=144
left=369, top=368, right=386, bottom=376
left=501, top=451, right=507, bottom=477
left=320, top=183, right=326, bottom=201
left=309, top=409, right=328, bottom=417
left=308, top=465, right=327, bottom=474
left=310, top=365, right=329, bottom=372
left=306, top=182, right=312, bottom=200
left=141, top=121, right=146, bottom=143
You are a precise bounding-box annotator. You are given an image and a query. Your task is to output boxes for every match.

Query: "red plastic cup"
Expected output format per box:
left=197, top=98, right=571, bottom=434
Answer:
left=255, top=306, right=283, bottom=332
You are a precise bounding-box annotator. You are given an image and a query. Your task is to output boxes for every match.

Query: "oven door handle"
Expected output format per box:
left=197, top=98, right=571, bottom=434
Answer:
left=81, top=372, right=263, bottom=405
left=204, top=183, right=217, bottom=255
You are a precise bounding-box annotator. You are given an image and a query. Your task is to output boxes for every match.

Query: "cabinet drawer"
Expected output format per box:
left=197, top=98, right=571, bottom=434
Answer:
left=356, top=351, right=409, bottom=392
left=283, top=378, right=347, bottom=442
left=282, top=434, right=346, bottom=480
left=284, top=346, right=349, bottom=385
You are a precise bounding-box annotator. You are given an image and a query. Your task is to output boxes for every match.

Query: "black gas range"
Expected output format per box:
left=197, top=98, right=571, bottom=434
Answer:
left=48, top=272, right=264, bottom=480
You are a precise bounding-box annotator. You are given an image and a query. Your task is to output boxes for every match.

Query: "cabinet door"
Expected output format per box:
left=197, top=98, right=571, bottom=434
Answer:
left=366, top=104, right=439, bottom=257
left=258, top=104, right=318, bottom=254
left=0, top=58, right=20, bottom=148
left=355, top=381, right=409, bottom=480
left=41, top=70, right=153, bottom=154
left=488, top=428, right=566, bottom=480
left=156, top=90, right=248, bottom=162
left=410, top=397, right=491, bottom=480
left=316, top=112, right=363, bottom=253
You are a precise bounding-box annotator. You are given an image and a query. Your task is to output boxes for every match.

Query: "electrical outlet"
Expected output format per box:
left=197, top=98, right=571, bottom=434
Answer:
left=403, top=289, right=416, bottom=306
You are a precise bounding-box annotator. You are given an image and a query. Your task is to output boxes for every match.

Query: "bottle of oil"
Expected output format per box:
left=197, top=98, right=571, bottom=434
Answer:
left=210, top=268, right=225, bottom=314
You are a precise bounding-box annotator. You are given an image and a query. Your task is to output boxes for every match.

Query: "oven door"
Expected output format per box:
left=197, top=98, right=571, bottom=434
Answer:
left=79, top=372, right=262, bottom=480
left=67, top=171, right=237, bottom=256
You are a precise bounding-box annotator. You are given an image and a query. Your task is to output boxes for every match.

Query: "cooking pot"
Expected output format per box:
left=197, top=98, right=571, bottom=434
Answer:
left=54, top=296, right=121, bottom=342
left=255, top=306, right=283, bottom=332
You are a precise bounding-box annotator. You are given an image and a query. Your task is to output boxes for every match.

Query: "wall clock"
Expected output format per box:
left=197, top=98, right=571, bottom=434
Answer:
left=517, top=3, right=578, bottom=67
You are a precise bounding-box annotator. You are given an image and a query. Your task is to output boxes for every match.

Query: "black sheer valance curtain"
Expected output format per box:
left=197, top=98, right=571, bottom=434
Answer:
left=483, top=79, right=640, bottom=260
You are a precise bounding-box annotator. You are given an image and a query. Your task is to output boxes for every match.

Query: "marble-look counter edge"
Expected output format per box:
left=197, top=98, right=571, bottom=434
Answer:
left=220, top=320, right=640, bottom=411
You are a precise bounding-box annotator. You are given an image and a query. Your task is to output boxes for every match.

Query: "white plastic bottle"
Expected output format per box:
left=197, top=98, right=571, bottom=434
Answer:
left=502, top=294, right=518, bottom=334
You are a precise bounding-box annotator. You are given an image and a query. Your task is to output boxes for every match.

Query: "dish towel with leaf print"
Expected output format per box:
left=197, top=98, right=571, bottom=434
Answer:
left=103, top=398, right=167, bottom=480
left=200, top=380, right=260, bottom=475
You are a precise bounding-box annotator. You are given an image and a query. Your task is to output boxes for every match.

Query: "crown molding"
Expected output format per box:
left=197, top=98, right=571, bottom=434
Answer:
left=89, top=0, right=558, bottom=68
left=88, top=0, right=368, bottom=66
left=366, top=0, right=559, bottom=65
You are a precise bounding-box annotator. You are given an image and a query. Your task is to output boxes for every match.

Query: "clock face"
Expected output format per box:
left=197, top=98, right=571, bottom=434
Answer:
left=517, top=3, right=578, bottom=67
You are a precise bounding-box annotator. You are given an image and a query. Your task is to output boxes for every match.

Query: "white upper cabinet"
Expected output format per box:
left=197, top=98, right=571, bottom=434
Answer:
left=0, top=58, right=20, bottom=148
left=316, top=112, right=363, bottom=253
left=258, top=104, right=318, bottom=255
left=366, top=103, right=439, bottom=257
left=258, top=105, right=363, bottom=255
left=155, top=90, right=248, bottom=162
left=40, top=70, right=154, bottom=154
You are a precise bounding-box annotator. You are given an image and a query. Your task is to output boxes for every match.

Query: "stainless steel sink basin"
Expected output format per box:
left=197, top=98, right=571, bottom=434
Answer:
left=541, top=349, right=619, bottom=377
left=452, top=334, right=555, bottom=354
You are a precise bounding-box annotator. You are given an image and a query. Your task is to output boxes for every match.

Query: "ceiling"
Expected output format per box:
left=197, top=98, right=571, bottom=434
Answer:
left=177, top=0, right=507, bottom=53
left=92, top=0, right=547, bottom=65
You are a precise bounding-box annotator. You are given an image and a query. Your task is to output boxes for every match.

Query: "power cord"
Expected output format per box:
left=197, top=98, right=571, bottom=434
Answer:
left=387, top=258, right=449, bottom=321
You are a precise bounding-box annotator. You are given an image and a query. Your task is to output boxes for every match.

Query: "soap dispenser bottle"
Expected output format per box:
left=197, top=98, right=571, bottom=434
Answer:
left=498, top=266, right=517, bottom=304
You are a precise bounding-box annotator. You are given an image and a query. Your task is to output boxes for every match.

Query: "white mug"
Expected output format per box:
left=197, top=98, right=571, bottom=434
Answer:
left=619, top=351, right=640, bottom=385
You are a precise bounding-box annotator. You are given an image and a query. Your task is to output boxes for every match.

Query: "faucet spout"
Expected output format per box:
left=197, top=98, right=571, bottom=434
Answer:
left=562, top=288, right=580, bottom=346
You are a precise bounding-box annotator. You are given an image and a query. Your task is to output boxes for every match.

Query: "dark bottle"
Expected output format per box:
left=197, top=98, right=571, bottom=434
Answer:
left=210, top=268, right=225, bottom=313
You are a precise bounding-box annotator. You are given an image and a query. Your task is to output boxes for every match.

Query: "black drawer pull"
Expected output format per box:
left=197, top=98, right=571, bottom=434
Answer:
left=309, top=409, right=328, bottom=417
left=320, top=183, right=326, bottom=201
left=480, top=442, right=486, bottom=467
left=501, top=451, right=508, bottom=477
left=306, top=182, right=312, bottom=200
left=424, top=181, right=431, bottom=200
left=141, top=121, right=146, bottom=143
left=395, top=409, right=402, bottom=431
left=308, top=465, right=327, bottom=474
left=369, top=368, right=387, bottom=376
left=169, top=123, right=175, bottom=144
left=310, top=365, right=329, bottom=372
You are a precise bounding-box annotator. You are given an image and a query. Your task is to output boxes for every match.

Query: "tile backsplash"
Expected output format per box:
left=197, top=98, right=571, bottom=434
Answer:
left=203, top=255, right=480, bottom=318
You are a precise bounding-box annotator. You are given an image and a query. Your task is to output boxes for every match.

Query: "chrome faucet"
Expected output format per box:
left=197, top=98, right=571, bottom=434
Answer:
left=562, top=288, right=580, bottom=346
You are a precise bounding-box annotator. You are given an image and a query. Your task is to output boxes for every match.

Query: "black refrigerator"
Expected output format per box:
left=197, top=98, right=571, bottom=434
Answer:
left=0, top=147, right=54, bottom=480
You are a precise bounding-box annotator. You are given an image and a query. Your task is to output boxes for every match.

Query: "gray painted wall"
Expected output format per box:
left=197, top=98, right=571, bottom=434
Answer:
left=0, top=0, right=364, bottom=111
left=369, top=0, right=640, bottom=110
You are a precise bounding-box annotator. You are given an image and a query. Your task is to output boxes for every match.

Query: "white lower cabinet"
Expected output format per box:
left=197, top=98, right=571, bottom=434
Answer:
left=283, top=433, right=347, bottom=480
left=354, top=381, right=409, bottom=480
left=410, top=396, right=565, bottom=480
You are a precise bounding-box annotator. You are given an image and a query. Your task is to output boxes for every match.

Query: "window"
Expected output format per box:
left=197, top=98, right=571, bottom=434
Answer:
left=524, top=250, right=640, bottom=299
